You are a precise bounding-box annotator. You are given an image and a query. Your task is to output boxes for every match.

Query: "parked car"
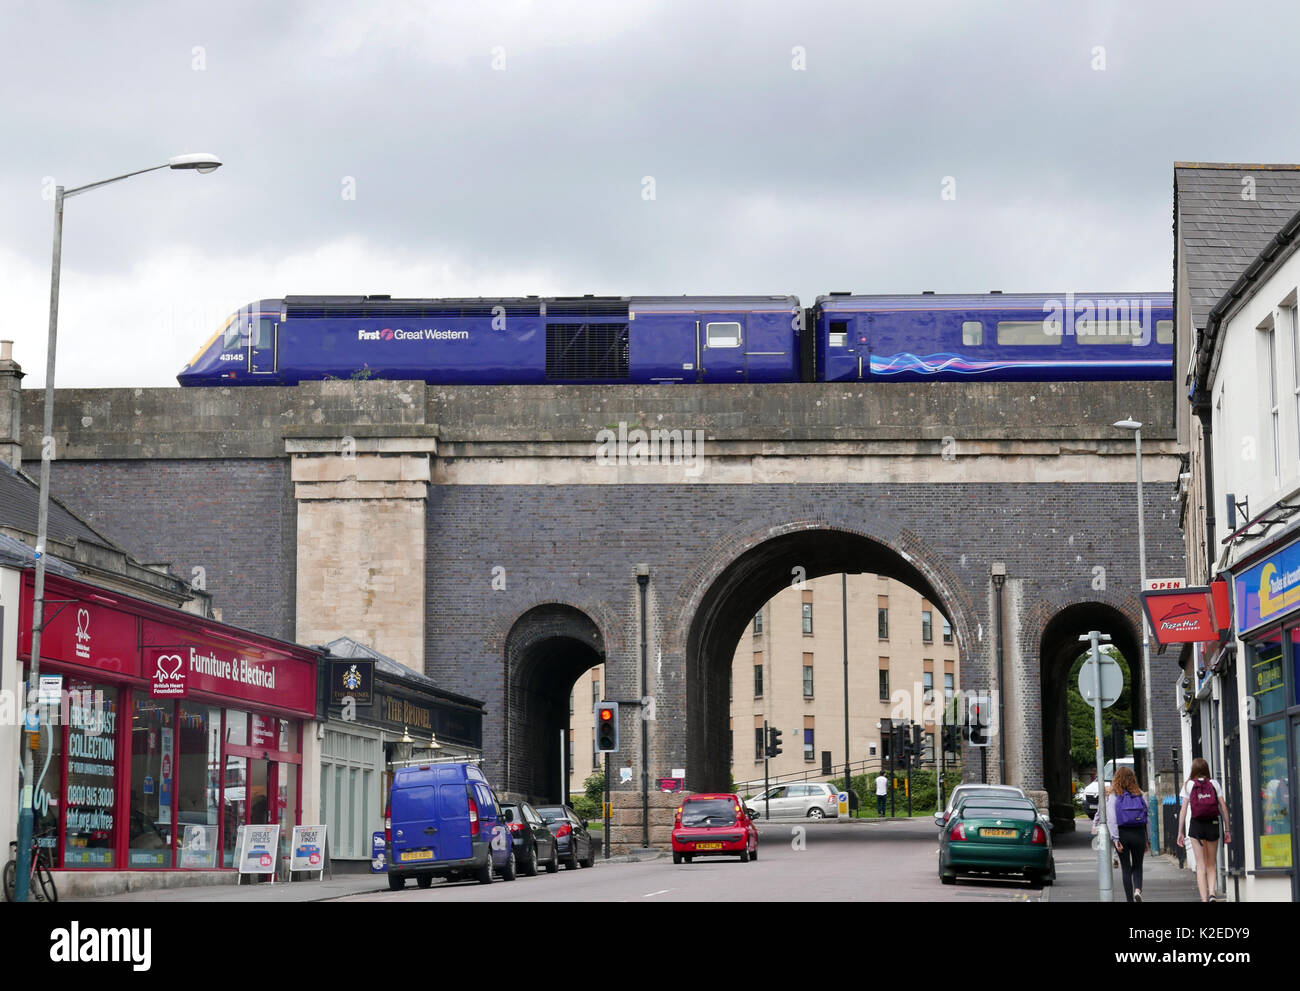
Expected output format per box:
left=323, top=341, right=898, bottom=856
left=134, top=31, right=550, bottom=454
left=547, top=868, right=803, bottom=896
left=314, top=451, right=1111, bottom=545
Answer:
left=386, top=762, right=517, bottom=890
left=500, top=801, right=560, bottom=876
left=746, top=782, right=840, bottom=819
left=535, top=804, right=596, bottom=870
left=1079, top=758, right=1134, bottom=819
left=938, top=796, right=1055, bottom=887
left=935, top=784, right=1052, bottom=833
left=671, top=793, right=759, bottom=864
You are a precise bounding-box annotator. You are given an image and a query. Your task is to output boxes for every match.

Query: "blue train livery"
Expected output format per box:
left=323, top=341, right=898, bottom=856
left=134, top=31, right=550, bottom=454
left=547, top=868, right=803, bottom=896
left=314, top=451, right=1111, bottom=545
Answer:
left=177, top=295, right=802, bottom=386
left=811, top=291, right=1173, bottom=382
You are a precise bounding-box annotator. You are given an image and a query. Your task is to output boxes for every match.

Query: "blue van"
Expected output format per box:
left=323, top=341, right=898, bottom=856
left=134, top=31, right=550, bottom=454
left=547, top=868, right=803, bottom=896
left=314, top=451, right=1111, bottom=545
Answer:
left=386, top=762, right=516, bottom=890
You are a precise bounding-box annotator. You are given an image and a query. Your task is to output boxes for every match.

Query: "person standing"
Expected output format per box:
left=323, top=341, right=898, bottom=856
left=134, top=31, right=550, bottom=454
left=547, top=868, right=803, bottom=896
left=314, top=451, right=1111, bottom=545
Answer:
left=1177, top=757, right=1231, bottom=902
left=1108, top=766, right=1150, bottom=902
left=875, top=772, right=888, bottom=817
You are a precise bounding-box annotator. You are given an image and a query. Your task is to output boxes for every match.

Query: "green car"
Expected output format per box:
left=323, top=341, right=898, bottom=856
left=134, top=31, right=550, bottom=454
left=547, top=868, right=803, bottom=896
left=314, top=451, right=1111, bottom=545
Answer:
left=938, top=797, right=1055, bottom=887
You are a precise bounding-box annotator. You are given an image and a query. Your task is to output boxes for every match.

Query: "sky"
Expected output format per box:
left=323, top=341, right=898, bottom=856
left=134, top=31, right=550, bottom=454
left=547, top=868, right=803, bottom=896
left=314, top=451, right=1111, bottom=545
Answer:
left=4, top=0, right=1300, bottom=388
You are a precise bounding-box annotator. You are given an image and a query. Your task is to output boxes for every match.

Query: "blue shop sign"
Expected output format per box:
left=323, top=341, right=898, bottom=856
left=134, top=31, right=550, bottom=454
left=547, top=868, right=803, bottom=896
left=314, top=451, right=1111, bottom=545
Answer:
left=1236, top=536, right=1300, bottom=635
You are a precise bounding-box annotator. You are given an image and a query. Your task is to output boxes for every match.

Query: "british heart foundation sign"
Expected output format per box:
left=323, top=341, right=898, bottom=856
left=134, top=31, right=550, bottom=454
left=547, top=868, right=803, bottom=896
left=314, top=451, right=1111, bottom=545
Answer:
left=1140, top=587, right=1222, bottom=644
left=148, top=649, right=188, bottom=698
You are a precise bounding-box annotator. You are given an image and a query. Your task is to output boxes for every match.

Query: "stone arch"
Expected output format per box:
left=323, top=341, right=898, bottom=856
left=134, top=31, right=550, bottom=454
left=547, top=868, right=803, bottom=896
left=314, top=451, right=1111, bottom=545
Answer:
left=501, top=602, right=607, bottom=801
left=676, top=521, right=975, bottom=791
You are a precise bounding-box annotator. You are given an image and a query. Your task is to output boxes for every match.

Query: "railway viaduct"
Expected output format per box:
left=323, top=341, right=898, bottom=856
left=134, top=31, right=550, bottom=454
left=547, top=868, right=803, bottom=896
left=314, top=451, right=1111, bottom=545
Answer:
left=12, top=374, right=1186, bottom=845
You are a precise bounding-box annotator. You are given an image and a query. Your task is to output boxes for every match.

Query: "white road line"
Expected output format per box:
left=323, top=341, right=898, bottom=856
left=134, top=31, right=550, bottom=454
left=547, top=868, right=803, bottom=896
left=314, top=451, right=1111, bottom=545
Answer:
left=643, top=888, right=672, bottom=898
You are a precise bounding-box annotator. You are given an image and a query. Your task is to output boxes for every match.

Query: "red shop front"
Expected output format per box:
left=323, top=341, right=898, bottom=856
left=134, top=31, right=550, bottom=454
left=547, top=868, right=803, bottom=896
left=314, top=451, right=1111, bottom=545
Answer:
left=18, top=572, right=319, bottom=874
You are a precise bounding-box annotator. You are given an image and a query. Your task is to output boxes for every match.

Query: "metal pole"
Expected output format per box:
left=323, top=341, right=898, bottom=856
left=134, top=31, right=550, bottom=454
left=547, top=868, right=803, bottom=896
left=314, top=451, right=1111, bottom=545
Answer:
left=636, top=571, right=649, bottom=850
left=939, top=703, right=947, bottom=812
left=906, top=723, right=913, bottom=817
left=889, top=727, right=896, bottom=817
left=1083, top=630, right=1115, bottom=902
left=763, top=719, right=770, bottom=821
left=15, top=185, right=63, bottom=903
left=1133, top=428, right=1159, bottom=850
left=842, top=573, right=851, bottom=815
left=603, top=751, right=610, bottom=859
left=993, top=575, right=1007, bottom=783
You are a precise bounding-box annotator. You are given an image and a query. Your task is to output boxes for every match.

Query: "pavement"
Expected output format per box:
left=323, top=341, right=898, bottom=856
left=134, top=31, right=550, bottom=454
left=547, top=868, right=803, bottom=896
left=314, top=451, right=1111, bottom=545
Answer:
left=1044, top=823, right=1203, bottom=902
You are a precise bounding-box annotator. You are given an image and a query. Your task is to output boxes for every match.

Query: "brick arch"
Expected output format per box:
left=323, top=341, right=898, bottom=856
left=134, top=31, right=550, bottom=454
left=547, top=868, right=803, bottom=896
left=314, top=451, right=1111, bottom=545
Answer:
left=668, top=519, right=978, bottom=791
left=500, top=602, right=608, bottom=801
left=1027, top=594, right=1143, bottom=827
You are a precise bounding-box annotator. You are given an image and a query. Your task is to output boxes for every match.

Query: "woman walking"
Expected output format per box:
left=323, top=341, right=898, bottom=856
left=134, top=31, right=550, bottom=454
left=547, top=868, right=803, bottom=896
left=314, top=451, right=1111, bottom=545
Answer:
left=1109, top=766, right=1150, bottom=902
left=1176, top=757, right=1232, bottom=902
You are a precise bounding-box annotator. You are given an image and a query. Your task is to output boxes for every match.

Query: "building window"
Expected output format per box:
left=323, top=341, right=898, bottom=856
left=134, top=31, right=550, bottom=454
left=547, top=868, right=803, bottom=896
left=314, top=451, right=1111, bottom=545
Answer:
left=592, top=678, right=600, bottom=705
left=1287, top=304, right=1300, bottom=461
left=803, top=664, right=814, bottom=698
left=923, top=670, right=934, bottom=704
left=804, top=725, right=815, bottom=763
left=754, top=663, right=763, bottom=698
left=1266, top=322, right=1281, bottom=481
left=944, top=672, right=954, bottom=700
left=754, top=611, right=763, bottom=635
left=755, top=727, right=766, bottom=761
left=922, top=609, right=933, bottom=642
left=802, top=602, right=813, bottom=635
left=878, top=607, right=888, bottom=639
left=942, top=616, right=953, bottom=644
left=569, top=691, right=573, bottom=715
left=879, top=669, right=889, bottom=701
left=924, top=732, right=935, bottom=763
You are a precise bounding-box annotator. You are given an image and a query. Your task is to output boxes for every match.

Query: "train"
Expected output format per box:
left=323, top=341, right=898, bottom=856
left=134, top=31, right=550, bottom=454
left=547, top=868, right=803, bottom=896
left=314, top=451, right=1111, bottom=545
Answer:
left=177, top=291, right=1173, bottom=386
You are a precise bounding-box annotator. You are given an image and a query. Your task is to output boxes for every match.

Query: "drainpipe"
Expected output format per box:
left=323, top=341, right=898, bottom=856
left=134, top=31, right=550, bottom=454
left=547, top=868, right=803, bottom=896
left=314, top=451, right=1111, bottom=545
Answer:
left=636, top=565, right=650, bottom=850
left=991, top=564, right=1007, bottom=784
left=1192, top=392, right=1216, bottom=581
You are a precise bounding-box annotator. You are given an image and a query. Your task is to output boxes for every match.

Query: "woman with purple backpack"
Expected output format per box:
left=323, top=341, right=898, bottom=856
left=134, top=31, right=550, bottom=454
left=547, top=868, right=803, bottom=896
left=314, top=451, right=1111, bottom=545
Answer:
left=1176, top=757, right=1231, bottom=902
left=1108, top=765, right=1151, bottom=902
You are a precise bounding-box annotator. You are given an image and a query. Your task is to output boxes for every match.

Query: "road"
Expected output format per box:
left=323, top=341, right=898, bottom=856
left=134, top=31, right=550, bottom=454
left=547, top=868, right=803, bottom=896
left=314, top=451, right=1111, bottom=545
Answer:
left=336, top=817, right=1048, bottom=902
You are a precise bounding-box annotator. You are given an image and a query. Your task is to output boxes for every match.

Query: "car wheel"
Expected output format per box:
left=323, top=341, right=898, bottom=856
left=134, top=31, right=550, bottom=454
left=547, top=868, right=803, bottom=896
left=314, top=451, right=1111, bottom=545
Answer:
left=522, top=844, right=539, bottom=877
left=388, top=872, right=406, bottom=891
left=582, top=844, right=596, bottom=869
left=500, top=850, right=517, bottom=881
left=940, top=872, right=956, bottom=885
left=546, top=844, right=560, bottom=874
left=673, top=852, right=683, bottom=865
left=476, top=857, right=494, bottom=884
left=807, top=808, right=825, bottom=819
left=565, top=848, right=580, bottom=870
left=739, top=846, right=750, bottom=863
left=751, top=845, right=758, bottom=862
left=416, top=874, right=433, bottom=889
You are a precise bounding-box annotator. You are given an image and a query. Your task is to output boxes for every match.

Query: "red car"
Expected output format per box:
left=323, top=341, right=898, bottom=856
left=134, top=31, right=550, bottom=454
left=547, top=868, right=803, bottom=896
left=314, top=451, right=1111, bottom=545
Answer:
left=671, top=793, right=759, bottom=864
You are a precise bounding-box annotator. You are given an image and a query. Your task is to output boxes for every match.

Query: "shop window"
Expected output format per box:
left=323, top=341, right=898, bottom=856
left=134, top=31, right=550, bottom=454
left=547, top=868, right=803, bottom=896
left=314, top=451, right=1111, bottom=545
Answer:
left=64, top=680, right=120, bottom=868
left=1253, top=716, right=1292, bottom=869
left=226, top=710, right=249, bottom=747
left=178, top=703, right=222, bottom=867
left=129, top=693, right=175, bottom=868
left=223, top=753, right=247, bottom=868
left=1251, top=633, right=1285, bottom=718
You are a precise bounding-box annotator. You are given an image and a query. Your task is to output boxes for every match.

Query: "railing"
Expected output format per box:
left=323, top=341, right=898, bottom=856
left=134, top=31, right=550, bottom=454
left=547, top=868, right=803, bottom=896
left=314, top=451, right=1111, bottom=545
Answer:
left=732, top=755, right=961, bottom=797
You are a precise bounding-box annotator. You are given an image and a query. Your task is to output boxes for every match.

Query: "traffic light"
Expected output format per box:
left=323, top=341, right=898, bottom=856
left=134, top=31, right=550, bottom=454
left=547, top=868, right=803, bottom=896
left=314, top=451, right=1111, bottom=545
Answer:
left=911, top=723, right=924, bottom=768
left=942, top=723, right=960, bottom=754
left=895, top=722, right=912, bottom=765
left=766, top=726, right=784, bottom=758
left=595, top=702, right=619, bottom=752
left=967, top=694, right=990, bottom=747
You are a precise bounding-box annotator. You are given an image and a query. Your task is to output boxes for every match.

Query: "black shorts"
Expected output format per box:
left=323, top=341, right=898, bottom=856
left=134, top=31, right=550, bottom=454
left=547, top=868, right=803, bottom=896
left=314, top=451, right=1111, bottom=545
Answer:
left=1188, top=817, right=1220, bottom=842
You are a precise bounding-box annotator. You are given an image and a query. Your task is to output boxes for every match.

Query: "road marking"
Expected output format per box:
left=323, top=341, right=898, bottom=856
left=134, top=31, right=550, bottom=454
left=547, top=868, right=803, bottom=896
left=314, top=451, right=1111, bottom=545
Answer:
left=643, top=888, right=672, bottom=898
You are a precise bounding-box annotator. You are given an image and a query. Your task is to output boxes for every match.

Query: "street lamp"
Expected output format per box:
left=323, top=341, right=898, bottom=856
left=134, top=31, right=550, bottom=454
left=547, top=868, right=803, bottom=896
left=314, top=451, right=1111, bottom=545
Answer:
left=14, top=154, right=222, bottom=901
left=1113, top=417, right=1158, bottom=847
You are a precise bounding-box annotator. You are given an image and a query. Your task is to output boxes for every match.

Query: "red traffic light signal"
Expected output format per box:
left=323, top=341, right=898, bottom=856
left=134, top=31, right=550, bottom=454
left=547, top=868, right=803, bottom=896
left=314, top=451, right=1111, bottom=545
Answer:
left=596, top=701, right=619, bottom=752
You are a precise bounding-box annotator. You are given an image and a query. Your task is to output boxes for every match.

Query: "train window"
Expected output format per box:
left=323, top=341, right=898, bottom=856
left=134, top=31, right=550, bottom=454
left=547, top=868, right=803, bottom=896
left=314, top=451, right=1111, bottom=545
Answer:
left=706, top=322, right=741, bottom=348
left=223, top=320, right=241, bottom=350
left=1077, top=320, right=1145, bottom=345
left=828, top=321, right=848, bottom=347
left=996, top=320, right=1061, bottom=345
left=252, top=318, right=274, bottom=347
left=962, top=321, right=982, bottom=346
left=1157, top=320, right=1173, bottom=344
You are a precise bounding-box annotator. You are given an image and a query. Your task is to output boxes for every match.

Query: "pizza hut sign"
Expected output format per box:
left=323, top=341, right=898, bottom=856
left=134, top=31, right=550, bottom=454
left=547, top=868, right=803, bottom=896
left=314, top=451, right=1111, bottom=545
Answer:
left=1139, top=583, right=1229, bottom=645
left=149, top=649, right=188, bottom=698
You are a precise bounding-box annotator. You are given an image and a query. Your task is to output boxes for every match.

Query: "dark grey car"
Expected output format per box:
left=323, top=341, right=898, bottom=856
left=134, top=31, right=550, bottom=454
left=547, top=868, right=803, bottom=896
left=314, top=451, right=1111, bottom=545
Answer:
left=535, top=804, right=596, bottom=870
left=500, top=802, right=560, bottom=876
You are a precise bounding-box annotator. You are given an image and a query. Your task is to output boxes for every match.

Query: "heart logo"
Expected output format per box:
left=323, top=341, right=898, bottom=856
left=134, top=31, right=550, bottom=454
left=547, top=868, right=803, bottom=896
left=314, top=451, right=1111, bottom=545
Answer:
left=75, top=608, right=91, bottom=642
left=156, top=654, right=184, bottom=681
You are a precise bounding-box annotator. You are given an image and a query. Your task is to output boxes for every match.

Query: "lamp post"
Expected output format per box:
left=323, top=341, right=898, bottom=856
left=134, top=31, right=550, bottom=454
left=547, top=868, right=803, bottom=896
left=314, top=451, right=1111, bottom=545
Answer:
left=1113, top=417, right=1158, bottom=849
left=14, top=154, right=222, bottom=901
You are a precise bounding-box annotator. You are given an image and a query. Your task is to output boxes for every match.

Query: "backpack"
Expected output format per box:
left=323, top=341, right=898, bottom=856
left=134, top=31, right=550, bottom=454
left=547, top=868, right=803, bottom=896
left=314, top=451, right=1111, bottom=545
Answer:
left=1115, top=790, right=1148, bottom=827
left=1188, top=780, right=1219, bottom=820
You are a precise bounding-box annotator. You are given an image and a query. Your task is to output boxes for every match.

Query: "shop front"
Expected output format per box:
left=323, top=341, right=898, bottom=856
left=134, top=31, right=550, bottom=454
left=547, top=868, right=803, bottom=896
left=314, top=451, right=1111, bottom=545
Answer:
left=1229, top=538, right=1300, bottom=901
left=17, top=572, right=319, bottom=883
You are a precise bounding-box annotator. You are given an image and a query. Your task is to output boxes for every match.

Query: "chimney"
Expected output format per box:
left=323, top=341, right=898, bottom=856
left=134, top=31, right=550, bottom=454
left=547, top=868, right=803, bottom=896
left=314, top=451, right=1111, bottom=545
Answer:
left=0, top=341, right=24, bottom=469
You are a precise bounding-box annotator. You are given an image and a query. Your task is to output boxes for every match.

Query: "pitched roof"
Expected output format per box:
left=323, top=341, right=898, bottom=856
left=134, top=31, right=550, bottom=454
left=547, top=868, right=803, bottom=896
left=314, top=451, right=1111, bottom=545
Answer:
left=0, top=460, right=124, bottom=550
left=1175, top=163, right=1300, bottom=331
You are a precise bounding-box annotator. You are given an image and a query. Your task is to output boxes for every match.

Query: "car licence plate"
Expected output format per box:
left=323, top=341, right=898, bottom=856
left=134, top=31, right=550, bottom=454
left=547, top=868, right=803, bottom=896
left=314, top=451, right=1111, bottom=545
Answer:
left=979, top=829, right=1017, bottom=838
left=400, top=849, right=432, bottom=861
left=694, top=842, right=724, bottom=850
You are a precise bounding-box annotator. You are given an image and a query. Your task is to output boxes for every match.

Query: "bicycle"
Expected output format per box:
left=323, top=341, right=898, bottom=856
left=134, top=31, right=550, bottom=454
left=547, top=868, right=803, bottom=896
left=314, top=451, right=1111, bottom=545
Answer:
left=3, top=835, right=58, bottom=903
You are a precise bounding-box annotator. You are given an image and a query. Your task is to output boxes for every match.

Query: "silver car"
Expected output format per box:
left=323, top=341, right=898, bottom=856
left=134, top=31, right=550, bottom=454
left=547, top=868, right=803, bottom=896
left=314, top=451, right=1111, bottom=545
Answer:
left=747, top=782, right=840, bottom=819
left=935, top=784, right=1052, bottom=832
